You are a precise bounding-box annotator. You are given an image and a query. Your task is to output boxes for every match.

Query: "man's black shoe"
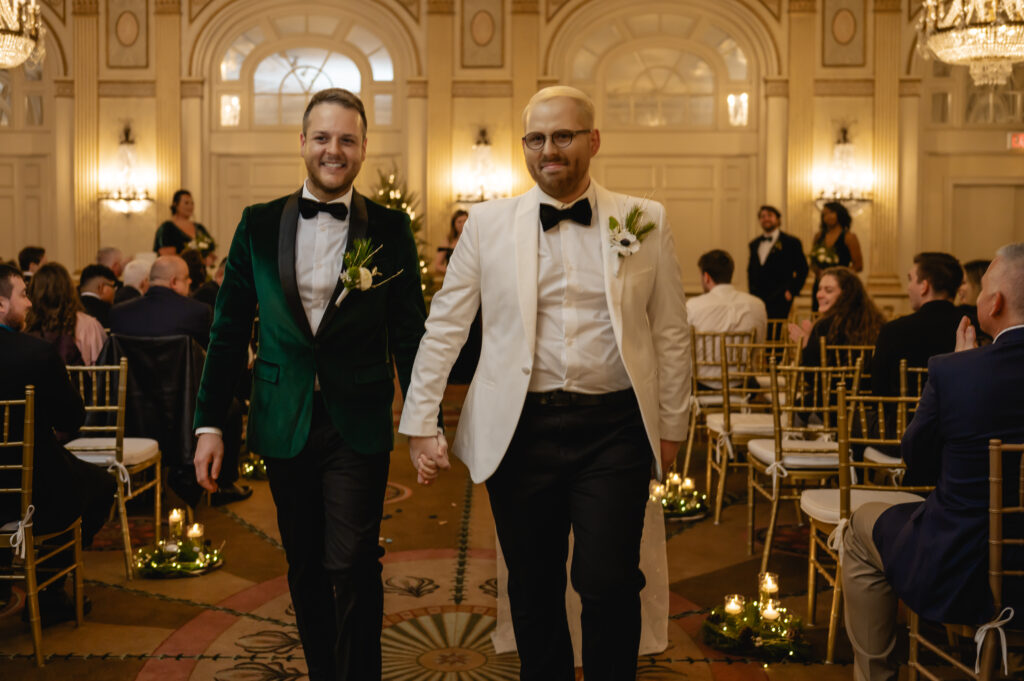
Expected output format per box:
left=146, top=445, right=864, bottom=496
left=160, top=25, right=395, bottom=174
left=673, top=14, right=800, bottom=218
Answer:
left=211, top=483, right=253, bottom=506
left=22, top=590, right=91, bottom=627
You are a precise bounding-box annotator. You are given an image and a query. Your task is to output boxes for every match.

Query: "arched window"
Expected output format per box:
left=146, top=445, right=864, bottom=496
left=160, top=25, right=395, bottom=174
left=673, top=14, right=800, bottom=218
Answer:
left=253, top=49, right=361, bottom=126
left=0, top=60, right=47, bottom=128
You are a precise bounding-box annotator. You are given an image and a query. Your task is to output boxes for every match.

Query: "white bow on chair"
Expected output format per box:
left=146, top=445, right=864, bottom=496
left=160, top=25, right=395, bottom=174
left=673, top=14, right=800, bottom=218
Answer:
left=765, top=461, right=788, bottom=496
left=974, top=607, right=1015, bottom=675
left=9, top=504, right=35, bottom=560
left=107, top=462, right=132, bottom=498
left=827, top=517, right=849, bottom=564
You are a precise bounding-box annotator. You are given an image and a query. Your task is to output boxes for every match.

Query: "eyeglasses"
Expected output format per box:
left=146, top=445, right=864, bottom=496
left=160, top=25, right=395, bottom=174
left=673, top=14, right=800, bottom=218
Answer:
left=521, top=129, right=592, bottom=151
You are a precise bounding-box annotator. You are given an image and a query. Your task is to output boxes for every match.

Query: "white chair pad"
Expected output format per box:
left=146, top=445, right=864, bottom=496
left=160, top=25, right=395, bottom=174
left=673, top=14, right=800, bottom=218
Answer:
left=67, top=437, right=160, bottom=466
left=695, top=394, right=749, bottom=408
left=754, top=375, right=789, bottom=389
left=864, top=446, right=901, bottom=466
left=800, top=488, right=926, bottom=524
left=0, top=519, right=18, bottom=532
left=705, top=413, right=775, bottom=437
left=747, top=438, right=839, bottom=468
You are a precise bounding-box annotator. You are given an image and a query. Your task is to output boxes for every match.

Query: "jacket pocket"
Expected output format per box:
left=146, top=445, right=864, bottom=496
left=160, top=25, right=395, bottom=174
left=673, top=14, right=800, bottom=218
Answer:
left=253, top=358, right=279, bottom=384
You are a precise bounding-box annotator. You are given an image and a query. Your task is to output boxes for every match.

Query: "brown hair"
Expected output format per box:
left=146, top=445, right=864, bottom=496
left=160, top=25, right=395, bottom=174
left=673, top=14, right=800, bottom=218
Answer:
left=302, top=88, right=367, bottom=137
left=25, top=262, right=82, bottom=337
left=816, top=266, right=885, bottom=345
left=0, top=264, right=21, bottom=298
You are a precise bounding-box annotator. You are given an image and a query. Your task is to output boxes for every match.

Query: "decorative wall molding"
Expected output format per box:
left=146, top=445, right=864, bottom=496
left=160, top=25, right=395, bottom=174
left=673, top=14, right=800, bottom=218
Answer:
left=154, top=0, right=180, bottom=13
left=44, top=0, right=66, bottom=23
left=823, top=0, right=866, bottom=67
left=408, top=80, right=428, bottom=98
left=898, top=78, right=922, bottom=97
left=427, top=0, right=455, bottom=14
left=54, top=79, right=74, bottom=97
left=537, top=76, right=558, bottom=88
left=181, top=78, right=204, bottom=98
left=814, top=78, right=874, bottom=96
left=546, top=0, right=569, bottom=21
left=452, top=79, right=513, bottom=97
left=188, top=0, right=213, bottom=21
left=72, top=0, right=99, bottom=15
left=759, top=0, right=783, bottom=19
left=391, top=0, right=420, bottom=22
left=789, top=0, right=816, bottom=12
left=511, top=0, right=539, bottom=13
left=107, top=0, right=149, bottom=69
left=765, top=78, right=789, bottom=97
left=874, top=0, right=901, bottom=11
left=97, top=79, right=156, bottom=96
left=463, top=0, right=504, bottom=68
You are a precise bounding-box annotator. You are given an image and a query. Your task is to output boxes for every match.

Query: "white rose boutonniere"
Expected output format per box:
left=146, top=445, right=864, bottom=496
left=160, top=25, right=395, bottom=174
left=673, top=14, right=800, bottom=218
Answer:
left=608, top=203, right=656, bottom=271
left=334, top=238, right=404, bottom=308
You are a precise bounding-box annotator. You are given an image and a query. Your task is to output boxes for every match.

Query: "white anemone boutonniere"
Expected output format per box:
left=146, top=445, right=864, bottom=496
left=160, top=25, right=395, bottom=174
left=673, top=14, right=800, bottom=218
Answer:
left=334, top=238, right=403, bottom=308
left=608, top=203, right=656, bottom=272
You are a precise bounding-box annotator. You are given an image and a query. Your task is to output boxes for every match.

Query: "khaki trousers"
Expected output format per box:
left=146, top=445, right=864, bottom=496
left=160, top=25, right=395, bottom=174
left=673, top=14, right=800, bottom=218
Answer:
left=841, top=501, right=899, bottom=681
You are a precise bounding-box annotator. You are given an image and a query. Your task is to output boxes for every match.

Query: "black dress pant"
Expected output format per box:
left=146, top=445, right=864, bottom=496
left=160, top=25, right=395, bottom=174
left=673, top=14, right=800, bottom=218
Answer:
left=265, top=394, right=390, bottom=681
left=486, top=390, right=651, bottom=681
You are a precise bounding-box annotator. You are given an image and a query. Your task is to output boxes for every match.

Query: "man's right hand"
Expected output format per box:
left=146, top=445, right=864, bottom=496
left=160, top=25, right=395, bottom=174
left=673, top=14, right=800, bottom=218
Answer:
left=409, top=433, right=451, bottom=486
left=955, top=315, right=978, bottom=352
left=194, top=432, right=224, bottom=493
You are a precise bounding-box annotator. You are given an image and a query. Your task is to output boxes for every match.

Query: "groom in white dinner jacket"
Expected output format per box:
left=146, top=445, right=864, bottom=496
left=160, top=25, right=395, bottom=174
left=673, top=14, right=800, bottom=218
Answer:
left=398, top=86, right=691, bottom=680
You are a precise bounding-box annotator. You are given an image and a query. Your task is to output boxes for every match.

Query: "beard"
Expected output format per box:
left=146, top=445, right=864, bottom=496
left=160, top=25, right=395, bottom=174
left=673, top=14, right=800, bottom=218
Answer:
left=528, top=155, right=586, bottom=200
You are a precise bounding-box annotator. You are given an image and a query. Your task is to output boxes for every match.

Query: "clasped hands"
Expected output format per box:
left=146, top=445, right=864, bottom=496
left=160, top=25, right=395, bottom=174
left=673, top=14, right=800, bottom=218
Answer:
left=409, top=432, right=451, bottom=485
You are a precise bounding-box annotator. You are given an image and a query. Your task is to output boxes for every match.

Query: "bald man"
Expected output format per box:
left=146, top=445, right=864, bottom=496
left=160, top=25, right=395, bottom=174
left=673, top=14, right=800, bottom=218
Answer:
left=841, top=243, right=1024, bottom=681
left=109, top=255, right=211, bottom=348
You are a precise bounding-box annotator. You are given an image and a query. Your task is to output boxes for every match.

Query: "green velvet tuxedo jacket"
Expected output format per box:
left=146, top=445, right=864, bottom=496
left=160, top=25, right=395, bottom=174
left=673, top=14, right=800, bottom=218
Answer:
left=193, top=189, right=427, bottom=458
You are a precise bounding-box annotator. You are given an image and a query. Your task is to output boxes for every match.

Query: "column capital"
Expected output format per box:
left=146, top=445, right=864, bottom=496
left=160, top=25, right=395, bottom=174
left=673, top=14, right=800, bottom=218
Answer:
left=426, top=0, right=455, bottom=15
left=155, top=0, right=182, bottom=15
left=72, top=0, right=98, bottom=16
left=789, top=0, right=816, bottom=13
left=512, top=0, right=540, bottom=13
left=765, top=78, right=789, bottom=98
left=873, top=0, right=901, bottom=12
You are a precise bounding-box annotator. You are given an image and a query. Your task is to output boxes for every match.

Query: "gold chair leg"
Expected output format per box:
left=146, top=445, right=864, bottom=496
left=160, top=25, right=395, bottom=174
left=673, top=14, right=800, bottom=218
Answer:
left=74, top=523, right=84, bottom=626
left=154, top=462, right=162, bottom=543
left=908, top=610, right=920, bottom=681
left=747, top=467, right=756, bottom=556
left=793, top=498, right=804, bottom=527
left=714, top=454, right=729, bottom=525
left=24, top=537, right=43, bottom=667
left=807, top=525, right=818, bottom=626
left=705, top=434, right=714, bottom=506
left=826, top=561, right=842, bottom=664
left=682, top=409, right=697, bottom=477
left=115, top=480, right=134, bottom=580
left=760, top=493, right=782, bottom=574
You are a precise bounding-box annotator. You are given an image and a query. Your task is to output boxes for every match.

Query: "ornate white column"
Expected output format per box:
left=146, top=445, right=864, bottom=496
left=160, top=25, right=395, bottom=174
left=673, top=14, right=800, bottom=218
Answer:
left=764, top=78, right=789, bottom=211
left=786, top=1, right=816, bottom=244
left=898, top=78, right=921, bottom=277
left=54, top=79, right=76, bottom=267
left=154, top=0, right=182, bottom=218
left=869, top=0, right=902, bottom=290
left=509, top=0, right=540, bottom=195
left=425, top=0, right=454, bottom=249
left=72, top=0, right=100, bottom=268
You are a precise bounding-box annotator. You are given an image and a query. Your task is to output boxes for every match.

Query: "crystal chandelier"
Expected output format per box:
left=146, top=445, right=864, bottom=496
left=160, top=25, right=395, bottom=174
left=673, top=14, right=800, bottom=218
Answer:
left=0, top=0, right=44, bottom=69
left=813, top=126, right=874, bottom=215
left=918, top=0, right=1024, bottom=86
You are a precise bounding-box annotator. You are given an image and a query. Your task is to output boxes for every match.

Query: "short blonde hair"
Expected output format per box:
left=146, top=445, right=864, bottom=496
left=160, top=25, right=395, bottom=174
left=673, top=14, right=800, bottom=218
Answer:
left=522, top=86, right=596, bottom=131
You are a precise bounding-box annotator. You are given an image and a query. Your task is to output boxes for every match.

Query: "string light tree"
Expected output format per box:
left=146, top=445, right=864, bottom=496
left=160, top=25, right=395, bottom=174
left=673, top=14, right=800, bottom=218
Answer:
left=372, top=164, right=436, bottom=300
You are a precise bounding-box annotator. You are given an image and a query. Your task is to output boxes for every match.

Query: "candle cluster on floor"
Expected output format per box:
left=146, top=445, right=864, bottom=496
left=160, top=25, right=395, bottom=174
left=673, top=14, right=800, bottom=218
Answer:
left=700, top=572, right=812, bottom=661
left=133, top=509, right=224, bottom=578
left=240, top=453, right=268, bottom=480
left=650, top=473, right=708, bottom=519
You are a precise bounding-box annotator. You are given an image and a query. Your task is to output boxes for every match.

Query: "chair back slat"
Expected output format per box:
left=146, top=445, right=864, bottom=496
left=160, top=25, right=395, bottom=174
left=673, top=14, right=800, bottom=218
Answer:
left=989, top=440, right=1024, bottom=611
left=65, top=358, right=128, bottom=463
left=690, top=330, right=757, bottom=423
left=898, top=359, right=930, bottom=400
left=719, top=339, right=786, bottom=431
left=0, top=387, right=35, bottom=520
left=820, top=339, right=875, bottom=391
left=766, top=318, right=789, bottom=343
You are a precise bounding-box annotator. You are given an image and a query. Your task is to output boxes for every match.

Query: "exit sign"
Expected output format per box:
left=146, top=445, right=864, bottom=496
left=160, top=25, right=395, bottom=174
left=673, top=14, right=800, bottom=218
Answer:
left=1010, top=132, right=1024, bottom=151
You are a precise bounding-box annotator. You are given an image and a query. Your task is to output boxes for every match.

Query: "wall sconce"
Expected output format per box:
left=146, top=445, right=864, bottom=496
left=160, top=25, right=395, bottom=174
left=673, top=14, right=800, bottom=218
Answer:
left=454, top=127, right=511, bottom=203
left=812, top=125, right=873, bottom=215
left=727, top=92, right=748, bottom=127
left=99, top=122, right=154, bottom=216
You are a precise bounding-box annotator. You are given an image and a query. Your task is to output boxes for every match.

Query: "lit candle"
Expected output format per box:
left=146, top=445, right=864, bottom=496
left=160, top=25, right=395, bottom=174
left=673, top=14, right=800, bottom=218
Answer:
left=761, top=599, right=780, bottom=621
left=682, top=477, right=695, bottom=492
left=649, top=483, right=666, bottom=501
left=724, top=594, right=745, bottom=615
left=168, top=508, right=184, bottom=538
left=759, top=571, right=779, bottom=594
left=187, top=523, right=204, bottom=543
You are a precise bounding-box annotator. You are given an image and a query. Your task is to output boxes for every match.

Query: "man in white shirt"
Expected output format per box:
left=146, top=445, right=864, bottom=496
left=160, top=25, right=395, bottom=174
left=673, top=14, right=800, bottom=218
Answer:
left=399, top=86, right=690, bottom=680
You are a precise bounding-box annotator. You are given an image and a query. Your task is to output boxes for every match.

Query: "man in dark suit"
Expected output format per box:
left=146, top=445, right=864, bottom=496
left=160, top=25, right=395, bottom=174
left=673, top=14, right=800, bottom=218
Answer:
left=78, top=264, right=117, bottom=327
left=192, top=89, right=427, bottom=681
left=746, top=205, right=808, bottom=319
left=0, top=264, right=115, bottom=622
left=871, top=252, right=965, bottom=396
left=109, top=256, right=212, bottom=348
left=841, top=244, right=1024, bottom=681
left=114, top=259, right=149, bottom=304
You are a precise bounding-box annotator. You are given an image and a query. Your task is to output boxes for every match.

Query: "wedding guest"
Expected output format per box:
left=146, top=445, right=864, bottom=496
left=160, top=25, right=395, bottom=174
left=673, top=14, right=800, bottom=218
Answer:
left=432, top=209, right=468, bottom=276
left=18, top=246, right=46, bottom=279
left=109, top=255, right=211, bottom=349
left=957, top=258, right=991, bottom=343
left=78, top=264, right=117, bottom=328
left=746, top=205, right=808, bottom=319
left=25, top=262, right=106, bottom=366
left=153, top=189, right=216, bottom=256
left=790, top=266, right=884, bottom=367
left=115, top=259, right=150, bottom=304
left=181, top=248, right=208, bottom=295
left=809, top=202, right=862, bottom=311
left=192, top=257, right=226, bottom=309
left=96, top=247, right=125, bottom=284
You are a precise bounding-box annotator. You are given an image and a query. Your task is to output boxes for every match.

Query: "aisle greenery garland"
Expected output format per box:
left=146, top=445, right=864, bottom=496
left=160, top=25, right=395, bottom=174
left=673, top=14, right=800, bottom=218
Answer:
left=700, top=599, right=813, bottom=662
left=134, top=540, right=224, bottom=578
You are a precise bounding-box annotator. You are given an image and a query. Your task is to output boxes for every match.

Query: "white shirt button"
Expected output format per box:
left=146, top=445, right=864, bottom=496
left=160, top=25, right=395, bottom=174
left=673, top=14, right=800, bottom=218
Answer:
left=522, top=367, right=531, bottom=375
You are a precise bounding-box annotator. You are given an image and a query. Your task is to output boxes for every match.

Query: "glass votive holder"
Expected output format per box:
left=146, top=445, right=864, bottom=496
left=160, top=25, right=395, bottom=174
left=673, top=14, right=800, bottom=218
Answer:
left=168, top=508, right=185, bottom=539
left=760, top=597, right=780, bottom=622
left=187, top=522, right=204, bottom=544
left=758, top=571, right=779, bottom=603
left=724, top=593, right=745, bottom=616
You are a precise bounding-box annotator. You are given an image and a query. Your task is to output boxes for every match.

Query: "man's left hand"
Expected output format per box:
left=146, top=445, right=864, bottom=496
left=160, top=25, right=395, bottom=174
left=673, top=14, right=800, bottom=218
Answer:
left=660, top=439, right=681, bottom=477
left=955, top=316, right=978, bottom=352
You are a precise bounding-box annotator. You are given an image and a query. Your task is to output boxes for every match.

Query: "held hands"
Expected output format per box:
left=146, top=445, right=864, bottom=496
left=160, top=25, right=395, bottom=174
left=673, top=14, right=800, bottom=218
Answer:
left=194, top=432, right=224, bottom=493
left=409, top=432, right=451, bottom=486
left=660, top=439, right=680, bottom=477
left=955, top=316, right=978, bottom=353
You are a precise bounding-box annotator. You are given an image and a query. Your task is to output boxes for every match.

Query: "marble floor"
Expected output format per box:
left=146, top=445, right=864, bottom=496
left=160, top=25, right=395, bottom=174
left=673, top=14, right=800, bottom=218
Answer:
left=0, top=399, right=871, bottom=681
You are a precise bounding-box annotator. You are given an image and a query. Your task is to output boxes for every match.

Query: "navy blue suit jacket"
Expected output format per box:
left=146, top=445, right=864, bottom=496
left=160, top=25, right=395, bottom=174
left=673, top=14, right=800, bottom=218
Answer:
left=873, top=326, right=1024, bottom=624
left=109, top=285, right=212, bottom=349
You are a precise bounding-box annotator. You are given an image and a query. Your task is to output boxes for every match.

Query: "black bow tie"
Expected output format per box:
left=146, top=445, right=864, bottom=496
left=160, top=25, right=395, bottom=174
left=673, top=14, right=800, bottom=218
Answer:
left=540, top=199, right=592, bottom=232
left=758, top=235, right=774, bottom=243
left=299, top=197, right=349, bottom=221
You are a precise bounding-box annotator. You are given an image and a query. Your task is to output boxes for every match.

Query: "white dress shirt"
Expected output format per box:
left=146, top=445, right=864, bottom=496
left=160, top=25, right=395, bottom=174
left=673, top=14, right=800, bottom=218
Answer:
left=529, top=183, right=632, bottom=394
left=757, top=228, right=780, bottom=265
left=686, top=283, right=767, bottom=384
left=297, top=181, right=351, bottom=333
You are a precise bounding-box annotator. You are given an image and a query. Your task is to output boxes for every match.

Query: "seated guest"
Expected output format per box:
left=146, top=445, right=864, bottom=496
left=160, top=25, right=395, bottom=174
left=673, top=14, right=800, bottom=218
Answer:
left=109, top=255, right=212, bottom=349
left=181, top=248, right=208, bottom=296
left=96, top=247, right=124, bottom=286
left=871, top=252, right=964, bottom=396
left=115, top=259, right=149, bottom=304
left=192, top=257, right=226, bottom=309
left=78, top=264, right=117, bottom=328
left=0, top=264, right=116, bottom=624
left=789, top=266, right=885, bottom=367
left=25, top=263, right=107, bottom=365
left=18, top=246, right=46, bottom=280
left=958, top=258, right=992, bottom=344
left=686, top=249, right=767, bottom=385
left=841, top=244, right=1024, bottom=681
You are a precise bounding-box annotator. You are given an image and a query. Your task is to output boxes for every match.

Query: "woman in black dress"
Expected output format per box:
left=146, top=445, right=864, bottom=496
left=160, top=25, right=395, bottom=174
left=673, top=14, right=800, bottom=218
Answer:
left=809, top=201, right=863, bottom=310
left=153, top=189, right=216, bottom=256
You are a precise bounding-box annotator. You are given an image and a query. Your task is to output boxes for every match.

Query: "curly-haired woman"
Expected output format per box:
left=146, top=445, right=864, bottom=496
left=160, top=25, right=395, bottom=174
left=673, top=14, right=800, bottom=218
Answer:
left=789, top=266, right=884, bottom=367
left=25, top=262, right=107, bottom=365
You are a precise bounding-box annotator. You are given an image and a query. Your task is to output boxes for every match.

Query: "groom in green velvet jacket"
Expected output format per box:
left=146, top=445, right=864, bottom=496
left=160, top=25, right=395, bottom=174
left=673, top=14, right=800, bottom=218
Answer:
left=192, top=89, right=427, bottom=681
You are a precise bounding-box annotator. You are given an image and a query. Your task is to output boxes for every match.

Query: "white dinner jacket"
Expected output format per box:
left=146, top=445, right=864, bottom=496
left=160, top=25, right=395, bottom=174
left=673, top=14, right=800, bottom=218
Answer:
left=398, top=181, right=691, bottom=482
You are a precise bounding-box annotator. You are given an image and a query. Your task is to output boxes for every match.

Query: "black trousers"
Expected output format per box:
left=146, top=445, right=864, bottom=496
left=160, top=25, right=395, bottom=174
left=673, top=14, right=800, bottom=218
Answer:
left=265, top=394, right=390, bottom=681
left=486, top=391, right=651, bottom=681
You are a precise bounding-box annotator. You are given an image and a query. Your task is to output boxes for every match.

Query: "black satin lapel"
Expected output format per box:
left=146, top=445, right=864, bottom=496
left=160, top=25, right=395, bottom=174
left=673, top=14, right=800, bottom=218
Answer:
left=277, top=190, right=312, bottom=339
left=317, top=191, right=369, bottom=335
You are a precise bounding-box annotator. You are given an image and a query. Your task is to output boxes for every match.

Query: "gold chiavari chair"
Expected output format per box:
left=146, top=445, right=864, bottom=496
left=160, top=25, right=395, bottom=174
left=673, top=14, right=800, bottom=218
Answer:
left=908, top=440, right=1024, bottom=681
left=820, top=339, right=876, bottom=392
left=799, top=384, right=932, bottom=662
left=745, top=358, right=862, bottom=573
left=681, top=329, right=756, bottom=478
left=863, top=360, right=928, bottom=479
left=704, top=338, right=781, bottom=524
left=0, top=387, right=85, bottom=667
left=766, top=317, right=790, bottom=343
left=65, top=359, right=161, bottom=579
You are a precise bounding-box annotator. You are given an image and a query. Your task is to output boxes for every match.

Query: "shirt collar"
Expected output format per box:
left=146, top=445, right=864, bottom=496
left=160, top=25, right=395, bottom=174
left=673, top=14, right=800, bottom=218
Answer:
left=301, top=181, right=353, bottom=215
left=0, top=323, right=14, bottom=332
left=538, top=179, right=596, bottom=211
left=762, top=228, right=780, bottom=243
left=81, top=291, right=102, bottom=300
left=708, top=283, right=735, bottom=296
left=994, top=323, right=1024, bottom=343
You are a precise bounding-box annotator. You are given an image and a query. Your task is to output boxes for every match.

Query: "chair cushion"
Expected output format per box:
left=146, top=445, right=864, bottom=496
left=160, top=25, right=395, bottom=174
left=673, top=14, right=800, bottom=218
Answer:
left=800, top=488, right=926, bottom=524
left=705, top=413, right=775, bottom=436
left=0, top=519, right=18, bottom=532
left=695, top=394, right=749, bottom=408
left=747, top=438, right=840, bottom=468
left=66, top=437, right=160, bottom=466
left=864, top=446, right=901, bottom=466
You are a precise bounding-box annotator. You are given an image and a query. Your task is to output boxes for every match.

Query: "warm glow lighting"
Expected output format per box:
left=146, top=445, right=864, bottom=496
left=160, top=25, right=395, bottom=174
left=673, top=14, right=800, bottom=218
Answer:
left=724, top=594, right=745, bottom=615
left=918, top=1, right=1024, bottom=86
left=726, top=92, right=748, bottom=127
left=0, top=0, right=44, bottom=69
left=813, top=126, right=873, bottom=214
left=454, top=127, right=511, bottom=203
left=99, top=123, right=155, bottom=215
